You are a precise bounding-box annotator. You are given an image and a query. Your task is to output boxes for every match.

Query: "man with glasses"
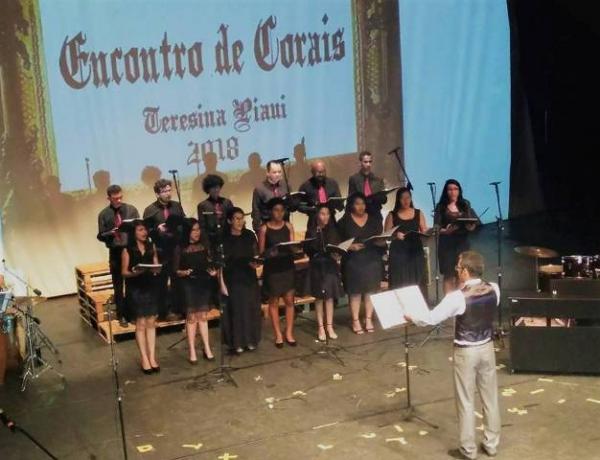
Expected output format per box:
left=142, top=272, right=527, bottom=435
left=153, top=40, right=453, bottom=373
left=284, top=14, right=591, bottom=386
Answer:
left=143, top=179, right=186, bottom=320
left=407, top=251, right=501, bottom=460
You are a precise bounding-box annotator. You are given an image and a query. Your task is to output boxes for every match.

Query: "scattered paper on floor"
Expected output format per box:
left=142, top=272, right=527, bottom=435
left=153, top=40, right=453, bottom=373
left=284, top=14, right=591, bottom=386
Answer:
left=254, top=375, right=263, bottom=382
left=557, top=399, right=566, bottom=404
left=419, top=430, right=428, bottom=436
left=586, top=398, right=600, bottom=404
left=318, top=444, right=334, bottom=450
left=293, top=390, right=307, bottom=396
left=530, top=389, right=545, bottom=395
left=386, top=437, right=408, bottom=445
left=394, top=424, right=404, bottom=433
left=312, top=422, right=339, bottom=430
left=136, top=445, right=154, bottom=453
left=182, top=443, right=203, bottom=450
left=333, top=373, right=343, bottom=381
left=538, top=377, right=554, bottom=383
left=361, top=432, right=377, bottom=439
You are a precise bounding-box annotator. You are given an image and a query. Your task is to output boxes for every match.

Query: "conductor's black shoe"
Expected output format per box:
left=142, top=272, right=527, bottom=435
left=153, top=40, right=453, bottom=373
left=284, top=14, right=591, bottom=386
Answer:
left=447, top=448, right=475, bottom=460
left=480, top=443, right=497, bottom=457
left=118, top=317, right=129, bottom=328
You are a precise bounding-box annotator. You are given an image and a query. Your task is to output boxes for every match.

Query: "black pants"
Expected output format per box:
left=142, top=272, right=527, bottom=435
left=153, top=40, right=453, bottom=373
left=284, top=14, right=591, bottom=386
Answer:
left=109, top=251, right=126, bottom=319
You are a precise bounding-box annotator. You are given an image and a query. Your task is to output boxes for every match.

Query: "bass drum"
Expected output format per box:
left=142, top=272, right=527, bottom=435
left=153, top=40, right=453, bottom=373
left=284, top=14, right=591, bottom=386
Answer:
left=538, top=264, right=563, bottom=292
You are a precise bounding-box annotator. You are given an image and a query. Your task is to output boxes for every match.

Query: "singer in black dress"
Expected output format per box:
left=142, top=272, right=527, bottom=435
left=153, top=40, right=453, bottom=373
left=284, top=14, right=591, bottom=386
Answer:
left=173, top=218, right=217, bottom=363
left=384, top=187, right=429, bottom=289
left=121, top=220, right=161, bottom=374
left=222, top=207, right=262, bottom=354
left=337, top=192, right=384, bottom=334
left=434, top=179, right=479, bottom=292
left=258, top=198, right=297, bottom=347
left=305, top=204, right=344, bottom=341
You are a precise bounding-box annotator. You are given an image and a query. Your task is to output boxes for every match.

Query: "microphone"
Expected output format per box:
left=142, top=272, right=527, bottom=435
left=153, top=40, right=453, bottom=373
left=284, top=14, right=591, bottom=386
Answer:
left=489, top=181, right=501, bottom=186
left=33, top=288, right=42, bottom=296
left=168, top=169, right=178, bottom=174
left=426, top=182, right=436, bottom=186
left=0, top=409, right=16, bottom=432
left=387, top=146, right=401, bottom=155
left=272, top=157, right=289, bottom=163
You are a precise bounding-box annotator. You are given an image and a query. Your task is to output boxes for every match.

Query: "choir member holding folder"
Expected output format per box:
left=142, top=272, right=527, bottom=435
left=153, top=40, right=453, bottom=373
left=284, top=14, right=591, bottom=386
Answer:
left=304, top=204, right=345, bottom=341
left=384, top=187, right=429, bottom=290
left=337, top=192, right=384, bottom=334
left=222, top=208, right=262, bottom=354
left=173, top=218, right=217, bottom=364
left=258, top=198, right=297, bottom=348
left=434, top=179, right=479, bottom=293
left=121, top=220, right=162, bottom=374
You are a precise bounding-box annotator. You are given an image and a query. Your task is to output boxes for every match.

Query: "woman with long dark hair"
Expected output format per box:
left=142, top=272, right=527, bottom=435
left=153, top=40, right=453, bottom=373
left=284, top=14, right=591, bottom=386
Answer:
left=305, top=204, right=344, bottom=341
left=434, top=179, right=479, bottom=292
left=222, top=207, right=262, bottom=354
left=384, top=187, right=428, bottom=289
left=173, top=218, right=217, bottom=364
left=337, top=192, right=384, bottom=334
left=258, top=198, right=297, bottom=347
left=121, top=220, right=161, bottom=374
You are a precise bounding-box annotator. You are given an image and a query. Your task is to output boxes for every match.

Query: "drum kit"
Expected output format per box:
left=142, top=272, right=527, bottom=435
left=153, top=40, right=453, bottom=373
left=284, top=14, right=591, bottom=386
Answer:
left=0, top=290, right=64, bottom=391
left=514, top=245, right=600, bottom=292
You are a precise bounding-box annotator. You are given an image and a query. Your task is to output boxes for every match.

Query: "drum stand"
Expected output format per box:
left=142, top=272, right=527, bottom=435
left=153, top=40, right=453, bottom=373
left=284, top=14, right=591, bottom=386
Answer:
left=490, top=182, right=508, bottom=345
left=17, top=303, right=64, bottom=392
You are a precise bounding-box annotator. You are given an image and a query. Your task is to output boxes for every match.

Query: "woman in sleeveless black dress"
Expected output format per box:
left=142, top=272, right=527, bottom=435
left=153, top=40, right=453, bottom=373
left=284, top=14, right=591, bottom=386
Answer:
left=434, top=179, right=479, bottom=293
left=305, top=204, right=344, bottom=341
left=258, top=198, right=297, bottom=348
left=173, top=218, right=217, bottom=364
left=222, top=207, right=262, bottom=354
left=337, top=193, right=384, bottom=334
left=121, top=220, right=161, bottom=374
left=384, top=187, right=429, bottom=290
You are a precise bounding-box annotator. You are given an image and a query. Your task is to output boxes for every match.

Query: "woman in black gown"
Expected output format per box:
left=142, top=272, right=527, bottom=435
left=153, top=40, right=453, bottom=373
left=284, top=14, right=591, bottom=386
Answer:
left=222, top=207, right=262, bottom=354
left=337, top=193, right=384, bottom=334
left=173, top=218, right=217, bottom=364
left=384, top=187, right=429, bottom=289
left=305, top=204, right=344, bottom=341
left=121, top=220, right=161, bottom=374
left=434, top=179, right=479, bottom=293
left=258, top=198, right=297, bottom=348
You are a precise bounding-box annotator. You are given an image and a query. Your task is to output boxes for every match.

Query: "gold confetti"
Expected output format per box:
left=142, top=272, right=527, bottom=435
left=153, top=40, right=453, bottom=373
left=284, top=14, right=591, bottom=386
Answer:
left=136, top=445, right=154, bottom=453
left=395, top=387, right=407, bottom=393
left=268, top=404, right=274, bottom=409
left=397, top=362, right=407, bottom=368
left=312, top=422, right=340, bottom=430
left=254, top=375, right=263, bottom=382
left=408, top=365, right=418, bottom=371
left=318, top=444, right=334, bottom=450
left=530, top=389, right=545, bottom=395
left=419, top=430, right=428, bottom=436
left=182, top=443, right=203, bottom=451
left=538, top=377, right=554, bottom=383
left=360, top=433, right=377, bottom=439
left=393, top=424, right=404, bottom=433
left=385, top=391, right=397, bottom=398
left=557, top=399, right=566, bottom=404
left=333, top=373, right=343, bottom=381
left=218, top=453, right=238, bottom=460
left=474, top=411, right=484, bottom=419
left=586, top=398, right=600, bottom=404
left=265, top=397, right=275, bottom=404
left=293, top=390, right=307, bottom=396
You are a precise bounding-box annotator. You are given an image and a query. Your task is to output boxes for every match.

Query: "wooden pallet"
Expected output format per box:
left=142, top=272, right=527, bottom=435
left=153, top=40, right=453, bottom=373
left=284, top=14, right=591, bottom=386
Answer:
left=75, top=262, right=113, bottom=293
left=97, top=308, right=221, bottom=343
left=78, top=289, right=113, bottom=328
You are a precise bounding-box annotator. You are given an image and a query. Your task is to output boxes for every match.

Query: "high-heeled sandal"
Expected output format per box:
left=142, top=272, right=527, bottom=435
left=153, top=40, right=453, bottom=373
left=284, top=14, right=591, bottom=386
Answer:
left=365, top=316, right=375, bottom=333
left=326, top=324, right=338, bottom=340
left=352, top=319, right=364, bottom=335
left=317, top=325, right=327, bottom=342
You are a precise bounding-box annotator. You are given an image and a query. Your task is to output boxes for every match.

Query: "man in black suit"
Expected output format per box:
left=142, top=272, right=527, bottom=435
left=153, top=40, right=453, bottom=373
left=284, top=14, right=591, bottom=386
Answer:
left=347, top=151, right=387, bottom=220
left=298, top=160, right=343, bottom=229
left=97, top=184, right=139, bottom=326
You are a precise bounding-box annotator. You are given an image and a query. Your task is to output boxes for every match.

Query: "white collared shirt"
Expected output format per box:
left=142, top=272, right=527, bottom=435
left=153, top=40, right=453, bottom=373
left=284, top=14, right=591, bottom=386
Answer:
left=415, top=278, right=500, bottom=346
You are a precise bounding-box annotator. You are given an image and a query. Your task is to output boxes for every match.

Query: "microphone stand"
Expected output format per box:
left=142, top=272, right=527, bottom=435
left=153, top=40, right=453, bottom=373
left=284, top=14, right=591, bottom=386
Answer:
left=169, top=169, right=183, bottom=206
left=0, top=409, right=58, bottom=459
left=104, top=296, right=128, bottom=460
left=388, top=147, right=413, bottom=191
left=490, top=182, right=507, bottom=343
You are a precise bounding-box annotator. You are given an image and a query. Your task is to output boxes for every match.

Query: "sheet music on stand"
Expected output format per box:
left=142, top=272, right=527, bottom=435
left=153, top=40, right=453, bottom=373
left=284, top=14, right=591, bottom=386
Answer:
left=370, top=286, right=430, bottom=329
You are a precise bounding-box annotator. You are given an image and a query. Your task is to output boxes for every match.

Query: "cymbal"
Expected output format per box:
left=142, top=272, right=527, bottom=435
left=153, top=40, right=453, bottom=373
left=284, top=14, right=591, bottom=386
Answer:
left=13, top=296, right=48, bottom=306
left=514, top=246, right=559, bottom=258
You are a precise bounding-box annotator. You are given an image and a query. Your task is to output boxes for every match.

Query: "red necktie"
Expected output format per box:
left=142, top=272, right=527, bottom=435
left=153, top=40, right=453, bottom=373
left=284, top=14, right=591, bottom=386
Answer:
left=114, top=209, right=122, bottom=242
left=318, top=185, right=327, bottom=204
left=273, top=184, right=280, bottom=197
left=363, top=177, right=372, bottom=196
left=163, top=206, right=169, bottom=220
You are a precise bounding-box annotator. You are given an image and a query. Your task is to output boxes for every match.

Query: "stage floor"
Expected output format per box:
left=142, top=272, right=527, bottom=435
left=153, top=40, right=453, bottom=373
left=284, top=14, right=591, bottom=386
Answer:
left=2, top=221, right=600, bottom=460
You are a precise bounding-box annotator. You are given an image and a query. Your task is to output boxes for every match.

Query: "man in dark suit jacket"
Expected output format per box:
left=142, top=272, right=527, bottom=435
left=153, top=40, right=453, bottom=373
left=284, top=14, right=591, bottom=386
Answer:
left=97, top=184, right=140, bottom=325
left=298, top=160, right=343, bottom=230
left=347, top=151, right=387, bottom=220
